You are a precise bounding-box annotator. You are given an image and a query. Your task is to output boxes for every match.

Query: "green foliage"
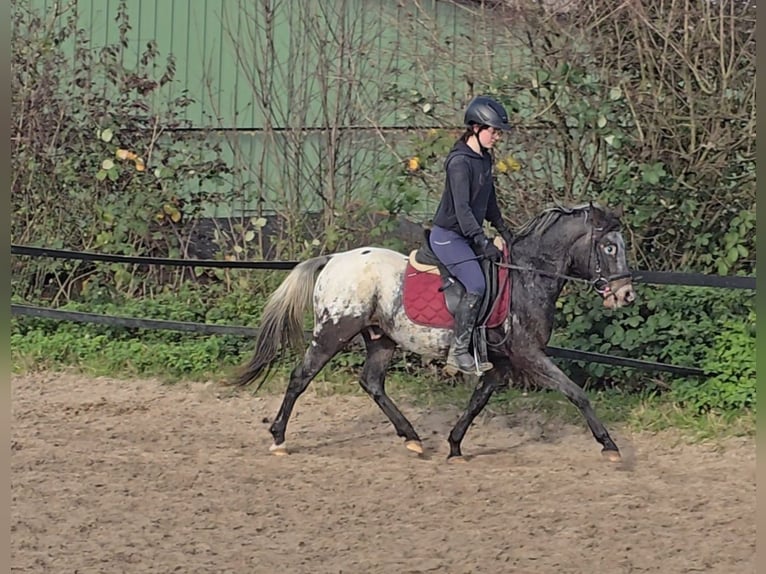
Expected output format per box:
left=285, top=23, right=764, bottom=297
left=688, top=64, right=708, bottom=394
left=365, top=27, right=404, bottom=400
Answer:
left=386, top=40, right=755, bottom=278
left=11, top=1, right=241, bottom=301
left=550, top=284, right=755, bottom=414
left=454, top=1, right=755, bottom=277
left=671, top=311, right=756, bottom=414
left=11, top=280, right=279, bottom=380
left=12, top=328, right=235, bottom=379
left=367, top=126, right=458, bottom=221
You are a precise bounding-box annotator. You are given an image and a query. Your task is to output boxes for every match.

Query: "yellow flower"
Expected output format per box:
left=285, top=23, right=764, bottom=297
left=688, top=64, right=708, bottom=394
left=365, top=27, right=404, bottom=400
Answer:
left=496, top=159, right=508, bottom=173
left=407, top=156, right=420, bottom=172
left=505, top=155, right=521, bottom=172
left=115, top=148, right=137, bottom=161
left=163, top=203, right=182, bottom=222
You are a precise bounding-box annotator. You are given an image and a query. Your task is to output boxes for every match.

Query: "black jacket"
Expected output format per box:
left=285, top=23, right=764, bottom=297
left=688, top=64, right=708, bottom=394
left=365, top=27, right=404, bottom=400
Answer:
left=431, top=140, right=506, bottom=242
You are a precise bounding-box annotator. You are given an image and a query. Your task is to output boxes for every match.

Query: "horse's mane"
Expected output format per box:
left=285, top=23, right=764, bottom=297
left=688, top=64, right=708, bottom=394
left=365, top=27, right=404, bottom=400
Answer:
left=514, top=202, right=611, bottom=238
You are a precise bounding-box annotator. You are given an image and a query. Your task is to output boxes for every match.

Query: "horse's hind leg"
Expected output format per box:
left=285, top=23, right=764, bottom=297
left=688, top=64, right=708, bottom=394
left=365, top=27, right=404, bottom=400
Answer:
left=359, top=331, right=423, bottom=454
left=269, top=323, right=360, bottom=454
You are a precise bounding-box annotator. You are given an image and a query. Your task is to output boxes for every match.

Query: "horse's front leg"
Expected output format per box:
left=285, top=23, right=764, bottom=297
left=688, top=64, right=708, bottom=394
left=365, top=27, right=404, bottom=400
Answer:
left=529, top=352, right=621, bottom=462
left=447, top=365, right=508, bottom=461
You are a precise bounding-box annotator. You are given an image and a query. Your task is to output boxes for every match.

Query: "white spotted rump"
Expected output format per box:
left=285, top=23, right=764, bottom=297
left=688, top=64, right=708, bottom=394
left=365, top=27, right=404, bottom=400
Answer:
left=313, top=247, right=451, bottom=357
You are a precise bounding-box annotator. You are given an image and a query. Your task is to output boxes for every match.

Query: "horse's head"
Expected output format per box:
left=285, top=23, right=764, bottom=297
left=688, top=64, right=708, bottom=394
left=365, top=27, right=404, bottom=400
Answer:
left=512, top=202, right=637, bottom=309
left=575, top=204, right=636, bottom=309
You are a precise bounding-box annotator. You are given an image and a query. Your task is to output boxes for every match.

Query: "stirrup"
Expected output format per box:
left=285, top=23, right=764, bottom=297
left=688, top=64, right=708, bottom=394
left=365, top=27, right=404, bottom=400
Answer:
left=472, top=326, right=492, bottom=371
left=445, top=350, right=492, bottom=376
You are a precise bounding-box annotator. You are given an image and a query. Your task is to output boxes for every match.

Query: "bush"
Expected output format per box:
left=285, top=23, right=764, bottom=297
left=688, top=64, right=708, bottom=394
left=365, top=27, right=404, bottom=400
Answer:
left=670, top=311, right=756, bottom=414
left=550, top=283, right=755, bottom=403
left=11, top=1, right=239, bottom=301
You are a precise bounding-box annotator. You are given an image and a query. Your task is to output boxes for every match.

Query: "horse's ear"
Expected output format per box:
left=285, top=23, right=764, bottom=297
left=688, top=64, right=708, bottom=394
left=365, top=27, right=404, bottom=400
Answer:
left=589, top=202, right=606, bottom=227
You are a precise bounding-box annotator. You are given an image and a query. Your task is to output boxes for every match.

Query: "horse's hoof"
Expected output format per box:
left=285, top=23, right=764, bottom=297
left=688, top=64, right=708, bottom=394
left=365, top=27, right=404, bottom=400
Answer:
left=269, top=442, right=289, bottom=456
left=602, top=449, right=621, bottom=463
left=404, top=440, right=423, bottom=455
left=447, top=455, right=467, bottom=464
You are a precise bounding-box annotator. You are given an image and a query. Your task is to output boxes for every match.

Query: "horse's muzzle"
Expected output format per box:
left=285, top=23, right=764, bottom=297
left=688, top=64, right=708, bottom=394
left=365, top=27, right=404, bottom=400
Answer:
left=602, top=278, right=636, bottom=309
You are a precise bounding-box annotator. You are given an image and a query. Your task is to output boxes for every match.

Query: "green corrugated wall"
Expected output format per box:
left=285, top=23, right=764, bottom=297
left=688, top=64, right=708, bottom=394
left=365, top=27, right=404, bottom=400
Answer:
left=20, top=0, right=527, bottom=217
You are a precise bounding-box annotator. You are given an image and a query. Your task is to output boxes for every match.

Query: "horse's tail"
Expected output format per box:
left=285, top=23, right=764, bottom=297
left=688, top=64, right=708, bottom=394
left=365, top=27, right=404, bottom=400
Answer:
left=231, top=254, right=332, bottom=389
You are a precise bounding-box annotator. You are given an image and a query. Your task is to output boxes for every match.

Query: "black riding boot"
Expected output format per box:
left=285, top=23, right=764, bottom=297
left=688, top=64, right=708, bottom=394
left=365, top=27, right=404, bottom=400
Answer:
left=446, top=292, right=493, bottom=375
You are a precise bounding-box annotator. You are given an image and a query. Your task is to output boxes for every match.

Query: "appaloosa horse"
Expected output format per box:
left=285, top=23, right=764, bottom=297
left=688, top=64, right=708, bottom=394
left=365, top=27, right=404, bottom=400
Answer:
left=232, top=202, right=636, bottom=462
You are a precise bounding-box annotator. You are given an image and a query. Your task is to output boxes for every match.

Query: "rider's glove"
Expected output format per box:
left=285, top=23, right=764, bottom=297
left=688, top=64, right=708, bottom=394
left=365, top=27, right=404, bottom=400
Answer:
left=473, top=234, right=502, bottom=262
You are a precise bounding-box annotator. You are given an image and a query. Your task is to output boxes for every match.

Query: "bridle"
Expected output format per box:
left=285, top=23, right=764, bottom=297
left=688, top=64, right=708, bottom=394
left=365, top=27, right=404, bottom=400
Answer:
left=485, top=210, right=632, bottom=348
left=496, top=222, right=632, bottom=297
left=587, top=225, right=632, bottom=297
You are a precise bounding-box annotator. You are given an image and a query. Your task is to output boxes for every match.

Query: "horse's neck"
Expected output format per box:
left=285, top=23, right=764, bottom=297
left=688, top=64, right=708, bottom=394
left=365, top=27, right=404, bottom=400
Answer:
left=509, top=228, right=583, bottom=328
left=511, top=230, right=579, bottom=279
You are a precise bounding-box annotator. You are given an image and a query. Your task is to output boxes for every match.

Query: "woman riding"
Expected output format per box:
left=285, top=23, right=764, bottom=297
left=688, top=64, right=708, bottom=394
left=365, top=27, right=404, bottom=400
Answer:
left=429, top=95, right=515, bottom=375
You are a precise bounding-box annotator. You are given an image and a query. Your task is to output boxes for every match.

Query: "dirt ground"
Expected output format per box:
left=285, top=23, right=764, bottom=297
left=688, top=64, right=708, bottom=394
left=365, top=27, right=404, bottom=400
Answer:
left=11, top=371, right=755, bottom=574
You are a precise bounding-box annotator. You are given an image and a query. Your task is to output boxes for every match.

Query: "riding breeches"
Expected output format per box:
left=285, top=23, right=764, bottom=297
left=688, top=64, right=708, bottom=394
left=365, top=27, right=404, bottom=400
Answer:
left=428, top=225, right=485, bottom=296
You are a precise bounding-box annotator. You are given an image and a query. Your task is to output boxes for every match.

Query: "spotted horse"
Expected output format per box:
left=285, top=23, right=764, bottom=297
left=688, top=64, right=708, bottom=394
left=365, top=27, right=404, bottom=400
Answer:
left=231, top=202, right=636, bottom=462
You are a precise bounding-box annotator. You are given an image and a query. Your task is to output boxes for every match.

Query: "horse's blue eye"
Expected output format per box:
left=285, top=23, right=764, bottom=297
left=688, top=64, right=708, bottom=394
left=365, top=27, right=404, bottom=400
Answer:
left=604, top=244, right=616, bottom=255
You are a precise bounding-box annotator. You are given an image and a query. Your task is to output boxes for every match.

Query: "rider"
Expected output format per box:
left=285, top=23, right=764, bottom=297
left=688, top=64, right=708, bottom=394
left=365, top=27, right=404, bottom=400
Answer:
left=429, top=95, right=515, bottom=375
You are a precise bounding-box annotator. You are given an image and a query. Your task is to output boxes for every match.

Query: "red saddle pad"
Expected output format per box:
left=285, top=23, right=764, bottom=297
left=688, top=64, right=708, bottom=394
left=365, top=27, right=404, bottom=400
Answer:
left=402, top=262, right=511, bottom=330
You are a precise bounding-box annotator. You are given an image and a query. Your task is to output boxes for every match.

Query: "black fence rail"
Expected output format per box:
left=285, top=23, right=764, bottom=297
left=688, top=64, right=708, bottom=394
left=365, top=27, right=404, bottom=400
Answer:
left=11, top=244, right=757, bottom=379
left=10, top=302, right=708, bottom=378
left=11, top=245, right=758, bottom=289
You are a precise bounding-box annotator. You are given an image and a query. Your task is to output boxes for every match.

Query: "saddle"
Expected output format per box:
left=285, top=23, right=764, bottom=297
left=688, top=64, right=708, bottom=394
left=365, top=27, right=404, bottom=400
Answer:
left=403, top=230, right=512, bottom=369
left=408, top=230, right=505, bottom=324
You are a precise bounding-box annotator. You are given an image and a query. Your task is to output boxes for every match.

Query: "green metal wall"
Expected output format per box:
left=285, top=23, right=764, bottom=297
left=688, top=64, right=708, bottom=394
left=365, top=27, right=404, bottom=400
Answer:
left=21, top=0, right=527, bottom=217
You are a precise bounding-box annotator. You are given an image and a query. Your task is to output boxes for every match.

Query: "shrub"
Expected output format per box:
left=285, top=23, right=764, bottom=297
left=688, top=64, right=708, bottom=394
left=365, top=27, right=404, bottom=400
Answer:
left=670, top=311, right=756, bottom=414
left=11, top=1, right=239, bottom=301
left=550, top=283, right=755, bottom=401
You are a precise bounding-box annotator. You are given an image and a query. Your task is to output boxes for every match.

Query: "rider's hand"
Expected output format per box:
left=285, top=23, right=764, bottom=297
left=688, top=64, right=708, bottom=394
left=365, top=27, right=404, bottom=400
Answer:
left=484, top=241, right=503, bottom=262
left=500, top=229, right=514, bottom=249
left=473, top=235, right=503, bottom=262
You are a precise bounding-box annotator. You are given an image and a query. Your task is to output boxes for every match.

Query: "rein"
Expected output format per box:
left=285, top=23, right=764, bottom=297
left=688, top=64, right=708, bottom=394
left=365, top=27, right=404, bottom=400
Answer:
left=414, top=253, right=628, bottom=295
left=414, top=217, right=632, bottom=295
left=495, top=261, right=596, bottom=288
left=495, top=260, right=631, bottom=299
left=494, top=224, right=631, bottom=295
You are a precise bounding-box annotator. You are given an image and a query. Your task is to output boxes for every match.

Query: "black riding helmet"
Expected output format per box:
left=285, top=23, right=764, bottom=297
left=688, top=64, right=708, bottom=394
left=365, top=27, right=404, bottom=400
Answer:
left=464, top=96, right=513, bottom=131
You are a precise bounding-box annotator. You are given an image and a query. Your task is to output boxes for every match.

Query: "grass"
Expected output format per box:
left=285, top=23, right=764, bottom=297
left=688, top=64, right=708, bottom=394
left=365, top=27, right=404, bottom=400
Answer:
left=13, top=339, right=754, bottom=445
left=13, top=278, right=754, bottom=447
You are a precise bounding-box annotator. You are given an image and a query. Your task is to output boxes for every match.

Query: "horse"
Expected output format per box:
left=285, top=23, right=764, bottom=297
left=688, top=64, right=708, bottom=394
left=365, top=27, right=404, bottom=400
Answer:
left=231, top=202, right=636, bottom=462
